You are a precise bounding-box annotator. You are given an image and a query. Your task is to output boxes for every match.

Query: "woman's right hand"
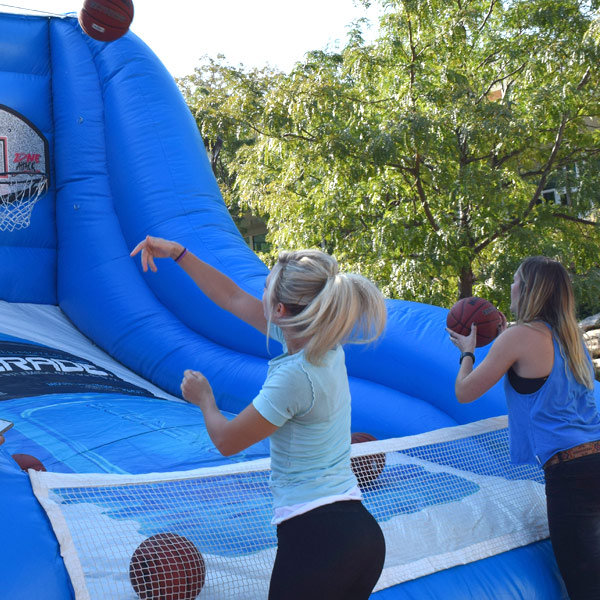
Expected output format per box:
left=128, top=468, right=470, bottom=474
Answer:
left=130, top=235, right=184, bottom=272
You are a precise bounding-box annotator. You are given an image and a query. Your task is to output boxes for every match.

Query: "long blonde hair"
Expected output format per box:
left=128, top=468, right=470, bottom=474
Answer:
left=515, top=256, right=593, bottom=389
left=265, top=250, right=387, bottom=364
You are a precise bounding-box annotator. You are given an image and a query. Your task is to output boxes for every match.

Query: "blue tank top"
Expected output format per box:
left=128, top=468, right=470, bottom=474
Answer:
left=504, top=324, right=600, bottom=466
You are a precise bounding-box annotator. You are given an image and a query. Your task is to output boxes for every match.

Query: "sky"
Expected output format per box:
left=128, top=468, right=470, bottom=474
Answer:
left=0, top=1, right=382, bottom=77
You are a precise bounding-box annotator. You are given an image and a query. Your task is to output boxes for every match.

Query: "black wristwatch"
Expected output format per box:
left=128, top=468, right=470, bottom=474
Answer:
left=459, top=351, right=475, bottom=365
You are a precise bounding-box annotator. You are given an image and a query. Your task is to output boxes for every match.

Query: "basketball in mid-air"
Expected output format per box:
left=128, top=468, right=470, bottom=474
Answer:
left=79, top=0, right=134, bottom=42
left=350, top=432, right=386, bottom=488
left=446, top=297, right=504, bottom=347
left=129, top=532, right=206, bottom=600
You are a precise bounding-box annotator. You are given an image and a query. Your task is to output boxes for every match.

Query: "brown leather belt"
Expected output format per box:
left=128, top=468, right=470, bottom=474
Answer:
left=544, top=440, right=600, bottom=469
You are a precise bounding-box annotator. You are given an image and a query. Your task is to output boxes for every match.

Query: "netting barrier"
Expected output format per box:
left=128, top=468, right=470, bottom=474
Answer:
left=30, top=416, right=549, bottom=599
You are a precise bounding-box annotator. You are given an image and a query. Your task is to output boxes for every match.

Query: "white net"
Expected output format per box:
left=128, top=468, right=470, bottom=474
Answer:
left=0, top=173, right=48, bottom=231
left=30, top=416, right=549, bottom=600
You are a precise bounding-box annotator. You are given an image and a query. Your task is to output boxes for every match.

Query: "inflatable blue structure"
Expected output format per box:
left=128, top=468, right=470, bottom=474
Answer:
left=0, top=10, right=575, bottom=599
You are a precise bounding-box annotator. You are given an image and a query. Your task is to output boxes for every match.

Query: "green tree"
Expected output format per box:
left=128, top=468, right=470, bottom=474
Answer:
left=177, top=57, right=282, bottom=232
left=179, top=0, right=600, bottom=313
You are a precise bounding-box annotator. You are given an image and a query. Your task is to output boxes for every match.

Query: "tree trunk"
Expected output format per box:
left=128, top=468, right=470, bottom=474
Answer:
left=458, top=267, right=474, bottom=299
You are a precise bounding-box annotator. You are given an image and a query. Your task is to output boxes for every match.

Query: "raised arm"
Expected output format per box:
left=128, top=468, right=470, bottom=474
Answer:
left=130, top=235, right=267, bottom=334
left=447, top=323, right=519, bottom=403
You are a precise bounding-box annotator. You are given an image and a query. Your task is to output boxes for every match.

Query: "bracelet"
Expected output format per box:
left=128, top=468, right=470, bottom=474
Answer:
left=459, top=351, right=475, bottom=365
left=174, top=247, right=187, bottom=263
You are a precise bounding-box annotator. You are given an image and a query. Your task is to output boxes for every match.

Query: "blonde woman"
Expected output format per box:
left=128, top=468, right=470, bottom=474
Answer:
left=131, top=236, right=387, bottom=600
left=447, top=256, right=600, bottom=599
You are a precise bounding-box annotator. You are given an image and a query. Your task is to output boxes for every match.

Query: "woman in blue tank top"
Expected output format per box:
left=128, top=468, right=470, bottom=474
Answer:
left=131, top=235, right=387, bottom=600
left=447, top=256, right=600, bottom=600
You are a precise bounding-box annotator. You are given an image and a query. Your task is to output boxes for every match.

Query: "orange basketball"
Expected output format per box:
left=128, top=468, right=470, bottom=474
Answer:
left=79, top=0, right=134, bottom=42
left=130, top=533, right=206, bottom=600
left=11, top=453, right=46, bottom=472
left=350, top=432, right=386, bottom=488
left=446, top=296, right=504, bottom=347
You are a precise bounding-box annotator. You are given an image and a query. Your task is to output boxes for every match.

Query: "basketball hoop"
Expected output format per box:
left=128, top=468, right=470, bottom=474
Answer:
left=0, top=171, right=49, bottom=232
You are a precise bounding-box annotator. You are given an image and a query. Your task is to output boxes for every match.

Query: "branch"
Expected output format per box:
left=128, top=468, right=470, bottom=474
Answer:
left=385, top=161, right=416, bottom=174
left=464, top=152, right=493, bottom=165
left=553, top=212, right=600, bottom=227
left=474, top=115, right=569, bottom=253
left=413, top=153, right=440, bottom=232
left=491, top=146, right=527, bottom=169
left=476, top=62, right=527, bottom=104
left=519, top=127, right=600, bottom=179
left=281, top=132, right=317, bottom=142
left=477, top=0, right=497, bottom=32
left=407, top=16, right=417, bottom=103
left=577, top=67, right=591, bottom=91
left=553, top=147, right=600, bottom=170
left=520, top=116, right=568, bottom=217
left=477, top=49, right=501, bottom=70
left=518, top=167, right=545, bottom=179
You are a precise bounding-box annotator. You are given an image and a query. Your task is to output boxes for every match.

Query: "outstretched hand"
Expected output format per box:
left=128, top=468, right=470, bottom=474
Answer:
left=130, top=235, right=184, bottom=272
left=446, top=322, right=477, bottom=354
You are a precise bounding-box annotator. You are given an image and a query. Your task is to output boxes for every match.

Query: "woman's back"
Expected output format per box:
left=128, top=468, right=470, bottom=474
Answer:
left=505, top=323, right=600, bottom=465
left=255, top=341, right=356, bottom=509
left=508, top=322, right=554, bottom=379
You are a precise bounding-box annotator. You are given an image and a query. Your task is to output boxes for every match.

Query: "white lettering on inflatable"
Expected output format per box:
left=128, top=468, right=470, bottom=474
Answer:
left=81, top=363, right=110, bottom=376
left=53, top=359, right=84, bottom=373
left=0, top=357, right=32, bottom=371
left=0, top=355, right=109, bottom=376
left=26, top=357, right=62, bottom=371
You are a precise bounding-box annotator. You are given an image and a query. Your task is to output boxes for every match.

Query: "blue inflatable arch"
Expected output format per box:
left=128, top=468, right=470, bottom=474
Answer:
left=0, top=10, right=576, bottom=599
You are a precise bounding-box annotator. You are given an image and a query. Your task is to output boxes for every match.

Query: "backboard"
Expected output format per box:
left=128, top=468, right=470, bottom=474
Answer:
left=0, top=105, right=50, bottom=230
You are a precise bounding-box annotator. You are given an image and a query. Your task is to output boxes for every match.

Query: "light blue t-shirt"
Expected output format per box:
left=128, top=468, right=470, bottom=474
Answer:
left=504, top=324, right=600, bottom=466
left=253, top=326, right=357, bottom=509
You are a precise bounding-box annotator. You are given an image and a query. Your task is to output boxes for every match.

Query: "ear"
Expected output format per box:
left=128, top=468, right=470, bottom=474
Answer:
left=274, top=302, right=288, bottom=318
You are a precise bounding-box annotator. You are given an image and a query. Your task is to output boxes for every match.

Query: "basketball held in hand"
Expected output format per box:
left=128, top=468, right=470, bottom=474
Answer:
left=446, top=297, right=505, bottom=347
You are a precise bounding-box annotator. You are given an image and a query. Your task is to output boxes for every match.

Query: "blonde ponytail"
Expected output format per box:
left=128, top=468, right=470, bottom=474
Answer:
left=265, top=250, right=387, bottom=364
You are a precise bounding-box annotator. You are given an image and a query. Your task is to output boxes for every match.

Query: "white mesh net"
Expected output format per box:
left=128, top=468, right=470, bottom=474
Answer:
left=30, top=416, right=549, bottom=599
left=0, top=173, right=48, bottom=231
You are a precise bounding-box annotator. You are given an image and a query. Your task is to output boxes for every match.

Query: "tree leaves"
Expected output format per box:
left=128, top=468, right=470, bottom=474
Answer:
left=178, top=0, right=600, bottom=313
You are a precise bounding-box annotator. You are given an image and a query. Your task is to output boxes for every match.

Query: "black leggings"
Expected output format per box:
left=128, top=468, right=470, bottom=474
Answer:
left=545, top=453, right=600, bottom=600
left=269, top=500, right=386, bottom=600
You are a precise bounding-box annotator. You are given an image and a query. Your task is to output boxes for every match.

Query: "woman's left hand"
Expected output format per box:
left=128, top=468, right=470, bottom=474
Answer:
left=181, top=370, right=215, bottom=410
left=498, top=311, right=508, bottom=335
left=446, top=322, right=477, bottom=354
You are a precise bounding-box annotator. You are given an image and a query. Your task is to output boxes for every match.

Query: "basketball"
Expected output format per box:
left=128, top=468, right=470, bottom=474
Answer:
left=350, top=432, right=386, bottom=488
left=11, top=453, right=46, bottom=472
left=79, top=0, right=134, bottom=42
left=446, top=297, right=504, bottom=347
left=130, top=533, right=206, bottom=600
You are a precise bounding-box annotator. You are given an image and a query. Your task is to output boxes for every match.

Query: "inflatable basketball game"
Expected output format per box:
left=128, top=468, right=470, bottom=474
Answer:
left=0, top=8, right=583, bottom=599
